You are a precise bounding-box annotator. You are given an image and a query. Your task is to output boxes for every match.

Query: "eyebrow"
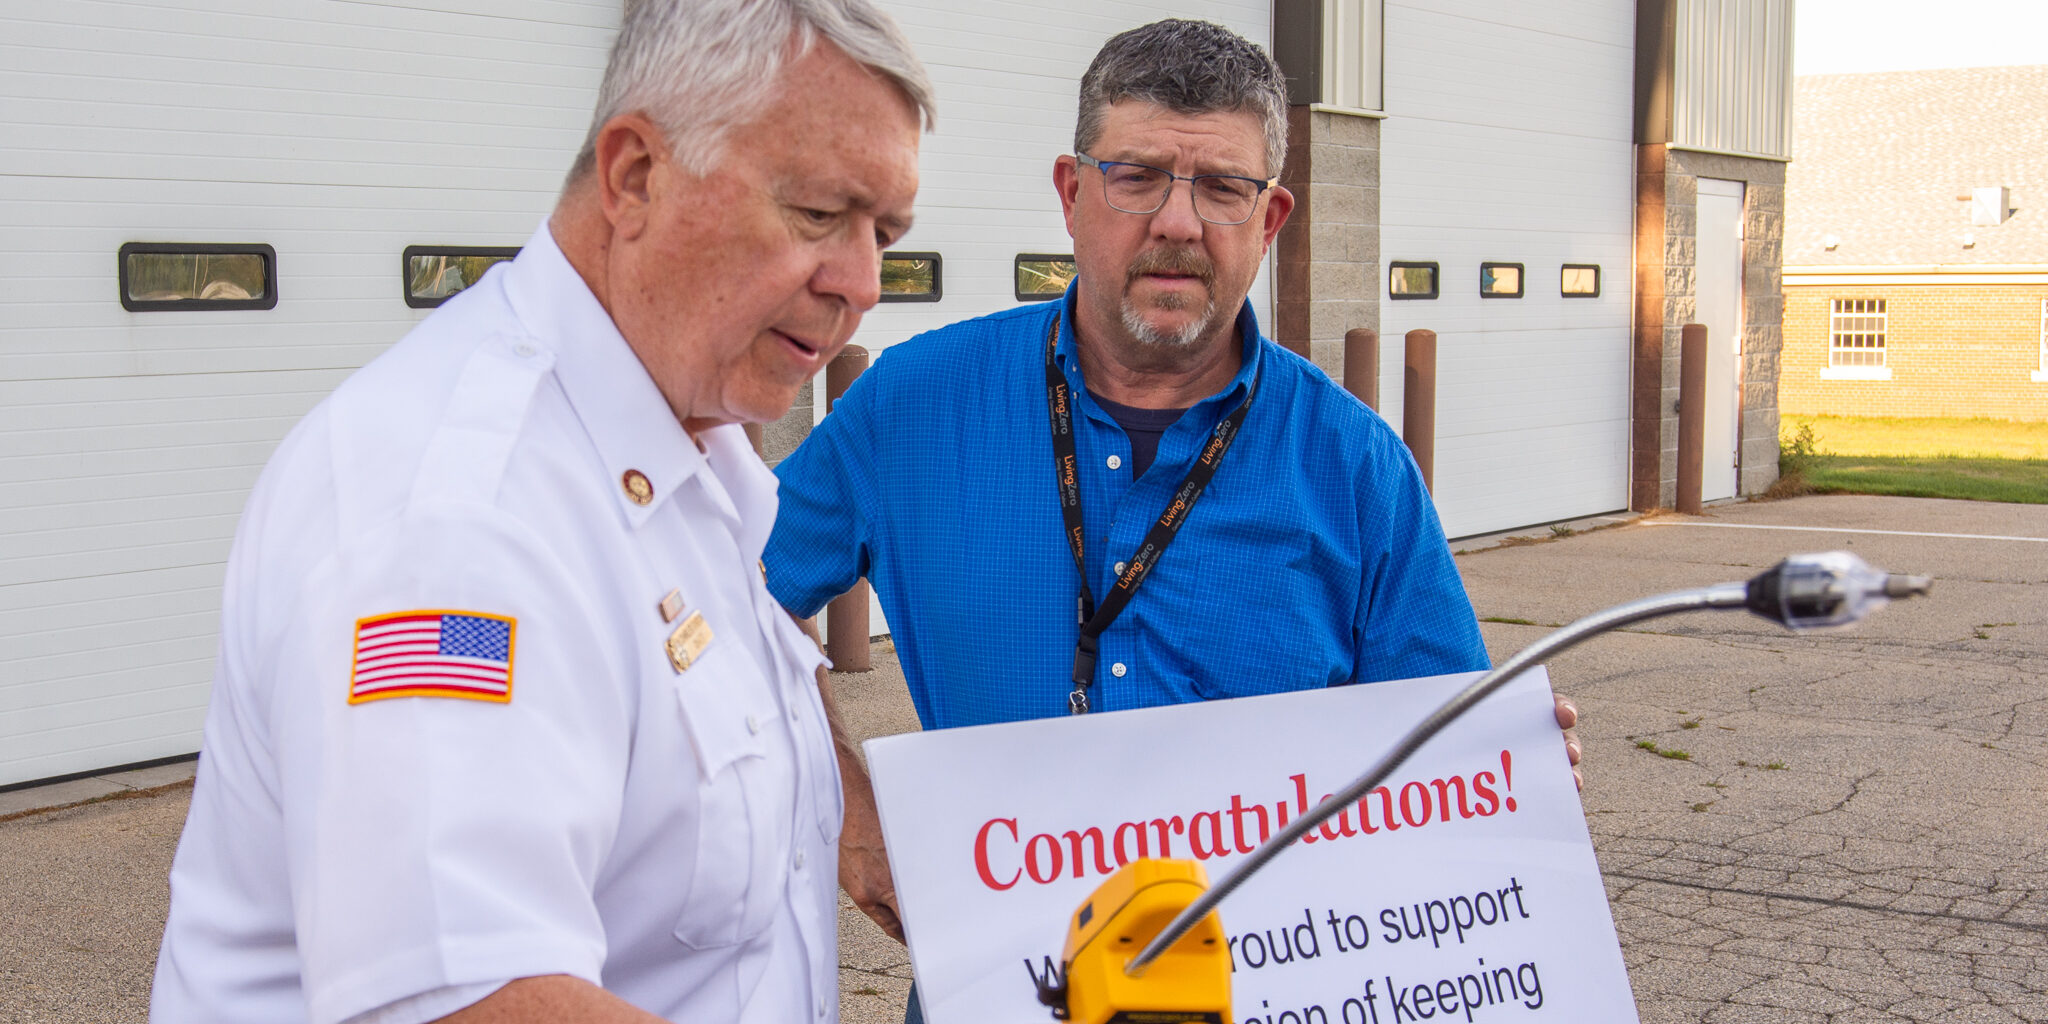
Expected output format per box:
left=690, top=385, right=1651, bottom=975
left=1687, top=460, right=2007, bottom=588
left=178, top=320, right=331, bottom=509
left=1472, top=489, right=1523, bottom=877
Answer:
left=1104, top=153, right=1262, bottom=179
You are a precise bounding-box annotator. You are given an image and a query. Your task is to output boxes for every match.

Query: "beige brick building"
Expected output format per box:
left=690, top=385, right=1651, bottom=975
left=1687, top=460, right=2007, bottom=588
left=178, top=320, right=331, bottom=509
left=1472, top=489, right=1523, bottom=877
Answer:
left=1782, top=66, right=2048, bottom=423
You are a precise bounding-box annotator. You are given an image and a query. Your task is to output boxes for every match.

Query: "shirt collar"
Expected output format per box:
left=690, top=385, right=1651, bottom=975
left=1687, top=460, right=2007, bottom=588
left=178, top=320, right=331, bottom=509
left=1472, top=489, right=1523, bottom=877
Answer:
left=501, top=222, right=707, bottom=528
left=1053, top=281, right=1265, bottom=412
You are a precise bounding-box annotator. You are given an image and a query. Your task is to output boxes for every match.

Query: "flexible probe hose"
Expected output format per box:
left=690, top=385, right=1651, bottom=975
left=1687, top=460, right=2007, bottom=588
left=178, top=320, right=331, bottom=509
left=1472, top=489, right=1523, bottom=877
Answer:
left=1126, top=552, right=1931, bottom=975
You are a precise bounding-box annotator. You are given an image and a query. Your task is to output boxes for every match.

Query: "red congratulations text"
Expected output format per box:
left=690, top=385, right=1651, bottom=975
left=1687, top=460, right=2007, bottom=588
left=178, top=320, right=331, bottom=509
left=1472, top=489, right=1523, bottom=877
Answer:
left=973, top=751, right=1522, bottom=891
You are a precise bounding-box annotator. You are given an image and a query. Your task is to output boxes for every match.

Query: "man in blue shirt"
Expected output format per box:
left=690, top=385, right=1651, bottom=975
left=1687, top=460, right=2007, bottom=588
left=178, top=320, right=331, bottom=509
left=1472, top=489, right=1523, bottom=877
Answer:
left=767, top=19, right=1580, bottom=954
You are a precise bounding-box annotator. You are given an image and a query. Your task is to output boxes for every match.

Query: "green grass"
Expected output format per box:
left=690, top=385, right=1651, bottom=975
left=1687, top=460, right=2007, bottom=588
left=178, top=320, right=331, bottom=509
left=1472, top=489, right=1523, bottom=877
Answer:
left=1806, top=455, right=2048, bottom=503
left=1777, top=415, right=2048, bottom=504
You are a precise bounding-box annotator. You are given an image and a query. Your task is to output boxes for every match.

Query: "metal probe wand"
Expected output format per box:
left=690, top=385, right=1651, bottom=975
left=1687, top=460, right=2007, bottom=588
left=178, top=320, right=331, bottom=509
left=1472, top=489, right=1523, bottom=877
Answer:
left=1122, top=551, right=1932, bottom=976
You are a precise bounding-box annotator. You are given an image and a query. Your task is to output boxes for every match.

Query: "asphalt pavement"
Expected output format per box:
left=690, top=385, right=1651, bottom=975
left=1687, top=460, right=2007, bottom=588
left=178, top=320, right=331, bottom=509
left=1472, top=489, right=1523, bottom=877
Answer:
left=3, top=493, right=2043, bottom=1023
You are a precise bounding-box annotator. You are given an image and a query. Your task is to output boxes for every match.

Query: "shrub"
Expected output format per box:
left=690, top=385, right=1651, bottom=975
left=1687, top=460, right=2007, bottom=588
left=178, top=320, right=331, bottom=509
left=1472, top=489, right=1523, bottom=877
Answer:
left=1766, top=422, right=1822, bottom=498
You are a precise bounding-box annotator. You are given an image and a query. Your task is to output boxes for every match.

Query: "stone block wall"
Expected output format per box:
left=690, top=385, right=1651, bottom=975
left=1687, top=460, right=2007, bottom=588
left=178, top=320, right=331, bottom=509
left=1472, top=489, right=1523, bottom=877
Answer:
left=1632, top=144, right=1787, bottom=507
left=1275, top=107, right=1380, bottom=380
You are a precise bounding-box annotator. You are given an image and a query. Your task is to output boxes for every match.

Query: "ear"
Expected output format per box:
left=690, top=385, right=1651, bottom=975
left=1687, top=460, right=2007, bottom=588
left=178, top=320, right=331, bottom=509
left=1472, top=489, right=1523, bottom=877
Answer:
left=1053, top=155, right=1082, bottom=238
left=1257, top=184, right=1295, bottom=251
left=594, top=113, right=666, bottom=241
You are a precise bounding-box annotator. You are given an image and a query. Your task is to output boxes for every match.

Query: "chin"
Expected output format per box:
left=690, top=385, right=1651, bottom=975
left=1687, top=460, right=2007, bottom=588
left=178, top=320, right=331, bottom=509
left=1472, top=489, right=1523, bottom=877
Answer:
left=1121, top=303, right=1214, bottom=349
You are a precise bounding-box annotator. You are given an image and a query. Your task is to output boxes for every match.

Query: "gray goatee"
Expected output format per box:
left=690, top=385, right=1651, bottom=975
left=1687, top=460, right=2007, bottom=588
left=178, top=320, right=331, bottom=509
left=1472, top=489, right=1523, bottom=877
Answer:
left=1121, top=247, right=1217, bottom=348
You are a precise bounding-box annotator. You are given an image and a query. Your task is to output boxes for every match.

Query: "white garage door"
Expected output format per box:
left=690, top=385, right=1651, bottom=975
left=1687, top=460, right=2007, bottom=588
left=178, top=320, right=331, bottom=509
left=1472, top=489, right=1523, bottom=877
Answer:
left=1376, top=0, right=1635, bottom=539
left=0, top=0, right=1272, bottom=786
left=0, top=0, right=616, bottom=787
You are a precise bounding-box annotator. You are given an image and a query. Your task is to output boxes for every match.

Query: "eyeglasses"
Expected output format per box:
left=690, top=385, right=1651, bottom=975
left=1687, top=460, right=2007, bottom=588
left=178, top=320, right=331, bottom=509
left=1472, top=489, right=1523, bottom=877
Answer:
left=1076, top=153, right=1277, bottom=226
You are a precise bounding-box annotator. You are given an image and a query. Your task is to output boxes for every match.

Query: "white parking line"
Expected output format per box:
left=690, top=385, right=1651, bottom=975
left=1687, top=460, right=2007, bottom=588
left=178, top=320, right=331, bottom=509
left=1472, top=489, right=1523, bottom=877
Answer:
left=1641, top=521, right=2048, bottom=543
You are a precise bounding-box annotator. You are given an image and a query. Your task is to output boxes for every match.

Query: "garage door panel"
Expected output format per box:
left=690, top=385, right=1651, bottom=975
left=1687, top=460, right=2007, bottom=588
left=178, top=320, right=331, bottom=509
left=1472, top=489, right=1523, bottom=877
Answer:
left=1380, top=0, right=1635, bottom=538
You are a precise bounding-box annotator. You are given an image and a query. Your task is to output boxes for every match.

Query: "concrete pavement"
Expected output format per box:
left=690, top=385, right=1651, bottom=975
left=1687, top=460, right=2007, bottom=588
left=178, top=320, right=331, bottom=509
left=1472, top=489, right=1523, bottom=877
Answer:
left=2, top=493, right=2042, bottom=1022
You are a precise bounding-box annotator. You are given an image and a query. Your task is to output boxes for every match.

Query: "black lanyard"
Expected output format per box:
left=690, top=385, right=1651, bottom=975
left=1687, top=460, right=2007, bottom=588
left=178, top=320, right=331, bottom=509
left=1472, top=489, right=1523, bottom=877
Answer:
left=1044, top=314, right=1259, bottom=714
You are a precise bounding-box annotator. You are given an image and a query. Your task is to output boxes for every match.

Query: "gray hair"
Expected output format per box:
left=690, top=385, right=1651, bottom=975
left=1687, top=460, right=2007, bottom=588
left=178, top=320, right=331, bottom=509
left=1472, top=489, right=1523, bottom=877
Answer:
left=1075, top=19, right=1288, bottom=179
left=567, top=0, right=935, bottom=184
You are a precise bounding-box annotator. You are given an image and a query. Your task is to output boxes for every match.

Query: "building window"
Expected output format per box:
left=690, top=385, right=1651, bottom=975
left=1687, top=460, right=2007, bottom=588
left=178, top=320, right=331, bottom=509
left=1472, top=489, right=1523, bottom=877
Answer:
left=1015, top=254, right=1076, bottom=301
left=1561, top=264, right=1601, bottom=297
left=2035, top=299, right=2048, bottom=382
left=1480, top=262, right=1523, bottom=298
left=403, top=246, right=520, bottom=308
left=119, top=243, right=277, bottom=311
left=1388, top=261, right=1438, bottom=300
left=880, top=252, right=942, bottom=302
left=1825, top=298, right=1890, bottom=380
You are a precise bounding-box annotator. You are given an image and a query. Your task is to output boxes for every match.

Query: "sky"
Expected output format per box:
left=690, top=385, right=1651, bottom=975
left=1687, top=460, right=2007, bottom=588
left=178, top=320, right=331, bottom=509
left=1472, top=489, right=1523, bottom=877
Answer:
left=1795, top=0, right=2048, bottom=75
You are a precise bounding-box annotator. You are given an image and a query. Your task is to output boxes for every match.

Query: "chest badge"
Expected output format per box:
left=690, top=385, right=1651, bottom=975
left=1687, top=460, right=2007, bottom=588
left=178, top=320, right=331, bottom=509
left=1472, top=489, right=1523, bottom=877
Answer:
left=666, top=611, right=715, bottom=674
left=622, top=469, right=654, bottom=506
left=658, top=589, right=684, bottom=623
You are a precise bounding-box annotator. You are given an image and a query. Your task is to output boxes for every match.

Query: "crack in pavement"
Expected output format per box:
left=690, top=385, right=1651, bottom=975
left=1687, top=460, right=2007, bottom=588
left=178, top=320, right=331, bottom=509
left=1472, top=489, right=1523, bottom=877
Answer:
left=1606, top=871, right=2048, bottom=937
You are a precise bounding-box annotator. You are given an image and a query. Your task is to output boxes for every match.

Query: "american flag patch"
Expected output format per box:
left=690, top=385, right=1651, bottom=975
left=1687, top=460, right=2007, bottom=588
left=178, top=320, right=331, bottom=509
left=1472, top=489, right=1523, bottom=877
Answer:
left=348, top=610, right=516, bottom=705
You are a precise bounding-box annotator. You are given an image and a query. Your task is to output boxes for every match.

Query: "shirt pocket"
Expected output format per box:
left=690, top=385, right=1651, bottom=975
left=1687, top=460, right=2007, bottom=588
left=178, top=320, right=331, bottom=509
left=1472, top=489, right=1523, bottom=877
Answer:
left=670, top=641, right=790, bottom=950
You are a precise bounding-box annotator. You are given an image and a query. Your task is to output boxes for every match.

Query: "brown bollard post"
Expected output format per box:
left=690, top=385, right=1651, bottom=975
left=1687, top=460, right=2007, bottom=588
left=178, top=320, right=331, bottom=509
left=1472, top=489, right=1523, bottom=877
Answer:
left=824, top=345, right=872, bottom=672
left=1344, top=328, right=1379, bottom=410
left=1676, top=324, right=1707, bottom=515
left=1403, top=329, right=1437, bottom=493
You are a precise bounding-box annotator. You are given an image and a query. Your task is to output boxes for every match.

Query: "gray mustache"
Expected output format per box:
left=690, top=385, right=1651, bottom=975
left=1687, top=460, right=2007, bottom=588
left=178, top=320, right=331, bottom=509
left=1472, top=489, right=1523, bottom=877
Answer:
left=1126, top=248, right=1214, bottom=287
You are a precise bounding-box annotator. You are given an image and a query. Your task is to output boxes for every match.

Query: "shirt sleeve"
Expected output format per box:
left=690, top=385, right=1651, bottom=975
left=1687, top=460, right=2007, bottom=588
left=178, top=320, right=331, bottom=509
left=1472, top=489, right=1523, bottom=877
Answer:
left=1352, top=438, right=1493, bottom=682
left=764, top=361, right=883, bottom=618
left=339, top=982, right=508, bottom=1024
left=267, top=502, right=630, bottom=1024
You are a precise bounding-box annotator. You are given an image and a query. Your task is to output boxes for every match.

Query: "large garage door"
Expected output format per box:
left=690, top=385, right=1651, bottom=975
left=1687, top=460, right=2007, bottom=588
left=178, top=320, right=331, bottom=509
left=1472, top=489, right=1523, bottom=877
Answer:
left=1377, top=0, right=1634, bottom=539
left=0, top=1, right=615, bottom=787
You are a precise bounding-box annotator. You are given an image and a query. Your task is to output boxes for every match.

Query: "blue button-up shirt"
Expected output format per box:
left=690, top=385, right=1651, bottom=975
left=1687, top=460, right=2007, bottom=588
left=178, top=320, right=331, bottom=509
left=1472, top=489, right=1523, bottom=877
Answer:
left=766, top=290, right=1488, bottom=730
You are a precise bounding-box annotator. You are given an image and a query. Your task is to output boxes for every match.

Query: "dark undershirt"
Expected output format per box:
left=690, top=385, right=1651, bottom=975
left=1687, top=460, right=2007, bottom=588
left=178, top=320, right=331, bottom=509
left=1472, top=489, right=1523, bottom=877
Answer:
left=1088, top=390, right=1191, bottom=478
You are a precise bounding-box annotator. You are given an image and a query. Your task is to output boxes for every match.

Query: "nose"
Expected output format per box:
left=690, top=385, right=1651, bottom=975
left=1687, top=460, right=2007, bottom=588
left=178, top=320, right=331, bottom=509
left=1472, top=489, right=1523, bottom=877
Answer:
left=813, top=226, right=884, bottom=313
left=1149, top=180, right=1205, bottom=243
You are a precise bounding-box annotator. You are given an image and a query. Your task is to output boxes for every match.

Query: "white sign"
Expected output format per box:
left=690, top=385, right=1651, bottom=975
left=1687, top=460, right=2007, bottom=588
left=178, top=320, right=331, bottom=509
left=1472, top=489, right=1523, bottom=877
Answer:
left=866, top=669, right=1639, bottom=1024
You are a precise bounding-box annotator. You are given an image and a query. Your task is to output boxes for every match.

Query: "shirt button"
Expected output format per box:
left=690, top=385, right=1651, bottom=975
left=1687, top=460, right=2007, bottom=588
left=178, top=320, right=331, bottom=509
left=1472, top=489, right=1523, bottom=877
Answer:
left=1111, top=662, right=1127, bottom=678
left=1106, top=455, right=1122, bottom=470
left=746, top=714, right=761, bottom=734
left=513, top=343, right=536, bottom=358
left=795, top=849, right=806, bottom=869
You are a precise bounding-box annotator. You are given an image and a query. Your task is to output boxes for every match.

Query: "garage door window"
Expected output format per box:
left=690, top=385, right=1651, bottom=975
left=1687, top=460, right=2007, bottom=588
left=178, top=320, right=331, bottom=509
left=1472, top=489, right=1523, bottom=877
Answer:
left=1016, top=254, right=1076, bottom=301
left=881, top=252, right=941, bottom=302
left=404, top=246, right=520, bottom=308
left=1388, top=261, right=1437, bottom=300
left=119, top=243, right=277, bottom=311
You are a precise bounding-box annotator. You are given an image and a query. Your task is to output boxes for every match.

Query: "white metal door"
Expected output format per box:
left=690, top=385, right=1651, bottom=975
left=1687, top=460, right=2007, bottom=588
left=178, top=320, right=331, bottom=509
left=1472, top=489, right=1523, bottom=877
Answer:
left=1695, top=178, right=1744, bottom=501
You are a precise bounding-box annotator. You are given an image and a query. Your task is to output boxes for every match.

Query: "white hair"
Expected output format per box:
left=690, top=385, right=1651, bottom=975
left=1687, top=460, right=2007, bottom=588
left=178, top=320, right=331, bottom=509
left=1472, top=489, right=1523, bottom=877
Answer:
left=566, top=0, right=935, bottom=184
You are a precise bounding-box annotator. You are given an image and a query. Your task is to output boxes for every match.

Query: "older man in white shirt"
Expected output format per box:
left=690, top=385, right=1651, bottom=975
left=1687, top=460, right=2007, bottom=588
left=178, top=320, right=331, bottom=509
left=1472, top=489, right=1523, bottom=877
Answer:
left=150, top=2, right=931, bottom=1022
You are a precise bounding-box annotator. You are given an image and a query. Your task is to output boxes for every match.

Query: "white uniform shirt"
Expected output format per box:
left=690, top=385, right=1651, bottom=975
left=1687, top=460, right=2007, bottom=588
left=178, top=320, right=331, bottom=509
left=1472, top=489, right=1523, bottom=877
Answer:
left=152, top=225, right=843, bottom=1024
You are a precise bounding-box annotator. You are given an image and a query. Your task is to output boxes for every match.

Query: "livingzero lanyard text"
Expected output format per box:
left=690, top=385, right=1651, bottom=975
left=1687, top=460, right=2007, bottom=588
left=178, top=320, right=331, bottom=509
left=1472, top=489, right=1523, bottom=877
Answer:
left=1045, top=315, right=1259, bottom=714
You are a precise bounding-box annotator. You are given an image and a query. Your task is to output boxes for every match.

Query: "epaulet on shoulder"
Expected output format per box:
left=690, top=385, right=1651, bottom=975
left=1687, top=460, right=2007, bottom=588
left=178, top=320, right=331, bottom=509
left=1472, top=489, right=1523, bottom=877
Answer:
left=408, top=333, right=555, bottom=508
